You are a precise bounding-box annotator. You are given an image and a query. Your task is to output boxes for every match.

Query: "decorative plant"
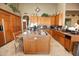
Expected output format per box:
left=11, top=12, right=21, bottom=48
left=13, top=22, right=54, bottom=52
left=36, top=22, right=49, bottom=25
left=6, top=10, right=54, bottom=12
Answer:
left=4, top=3, right=20, bottom=13
left=9, top=4, right=20, bottom=13
left=41, top=13, right=49, bottom=17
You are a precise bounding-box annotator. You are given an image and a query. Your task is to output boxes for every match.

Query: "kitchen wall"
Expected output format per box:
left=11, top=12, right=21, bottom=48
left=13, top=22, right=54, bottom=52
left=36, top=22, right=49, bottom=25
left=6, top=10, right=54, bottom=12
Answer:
left=18, top=3, right=58, bottom=16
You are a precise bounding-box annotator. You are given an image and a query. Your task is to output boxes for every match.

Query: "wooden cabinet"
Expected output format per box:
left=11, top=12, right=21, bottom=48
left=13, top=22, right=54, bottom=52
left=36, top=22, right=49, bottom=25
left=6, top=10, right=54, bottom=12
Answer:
left=23, top=35, right=50, bottom=54
left=64, top=35, right=71, bottom=51
left=37, top=16, right=43, bottom=25
left=52, top=30, right=58, bottom=40
left=39, top=17, right=51, bottom=25
left=59, top=36, right=65, bottom=47
left=29, top=15, right=62, bottom=26
left=23, top=37, right=36, bottom=54
left=51, top=16, right=55, bottom=25
left=52, top=30, right=65, bottom=47
left=16, top=16, right=21, bottom=32
left=0, top=9, right=22, bottom=45
left=1, top=12, right=12, bottom=43
left=10, top=15, right=16, bottom=33
left=30, top=16, right=37, bottom=24
left=52, top=29, right=72, bottom=52
left=0, top=32, right=5, bottom=46
left=30, top=16, right=52, bottom=25
left=55, top=15, right=59, bottom=26
left=9, top=15, right=21, bottom=40
left=36, top=37, right=50, bottom=53
left=58, top=33, right=65, bottom=46
left=42, top=17, right=51, bottom=25
left=39, top=17, right=44, bottom=25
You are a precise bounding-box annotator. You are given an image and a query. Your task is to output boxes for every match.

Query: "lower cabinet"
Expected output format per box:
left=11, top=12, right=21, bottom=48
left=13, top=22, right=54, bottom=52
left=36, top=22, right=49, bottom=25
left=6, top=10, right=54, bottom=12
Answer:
left=52, top=29, right=72, bottom=52
left=64, top=35, right=71, bottom=51
left=46, top=29, right=52, bottom=36
left=23, top=38, right=36, bottom=54
left=23, top=36, right=50, bottom=54
left=52, top=30, right=65, bottom=47
left=59, top=36, right=65, bottom=47
left=36, top=37, right=50, bottom=53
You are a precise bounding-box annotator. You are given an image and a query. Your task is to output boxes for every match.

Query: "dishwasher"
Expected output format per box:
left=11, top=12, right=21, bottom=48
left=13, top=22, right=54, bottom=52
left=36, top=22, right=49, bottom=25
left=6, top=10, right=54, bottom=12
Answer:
left=72, top=42, right=79, bottom=56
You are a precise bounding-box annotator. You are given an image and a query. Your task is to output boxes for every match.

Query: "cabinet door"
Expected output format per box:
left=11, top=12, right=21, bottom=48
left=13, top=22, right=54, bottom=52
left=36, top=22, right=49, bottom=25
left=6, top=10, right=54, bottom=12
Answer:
left=39, top=17, right=51, bottom=25
left=55, top=15, right=59, bottom=25
left=0, top=32, right=5, bottom=46
left=36, top=37, right=50, bottom=53
left=10, top=15, right=16, bottom=40
left=17, top=16, right=21, bottom=32
left=37, top=16, right=41, bottom=25
left=52, top=30, right=55, bottom=38
left=23, top=39, right=31, bottom=53
left=59, top=37, right=65, bottom=47
left=39, top=17, right=44, bottom=25
left=65, top=38, right=71, bottom=51
left=44, top=17, right=51, bottom=25
left=15, top=16, right=18, bottom=32
left=29, top=39, right=36, bottom=53
left=23, top=38, right=36, bottom=54
left=51, top=16, right=55, bottom=25
left=3, top=14, right=11, bottom=43
left=14, top=16, right=21, bottom=32
left=30, top=16, right=37, bottom=24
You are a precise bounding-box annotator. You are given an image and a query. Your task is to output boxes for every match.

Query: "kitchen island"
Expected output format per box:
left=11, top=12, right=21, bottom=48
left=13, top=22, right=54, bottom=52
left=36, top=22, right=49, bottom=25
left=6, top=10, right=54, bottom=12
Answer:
left=22, top=30, right=51, bottom=54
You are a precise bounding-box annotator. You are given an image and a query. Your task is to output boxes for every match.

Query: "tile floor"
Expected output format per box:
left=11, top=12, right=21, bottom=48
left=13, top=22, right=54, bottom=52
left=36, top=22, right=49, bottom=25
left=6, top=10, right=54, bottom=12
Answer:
left=0, top=38, right=72, bottom=56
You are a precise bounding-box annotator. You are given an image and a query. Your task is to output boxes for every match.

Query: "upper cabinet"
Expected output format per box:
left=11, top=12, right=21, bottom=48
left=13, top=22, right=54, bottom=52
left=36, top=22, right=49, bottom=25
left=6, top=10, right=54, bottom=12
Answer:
left=51, top=16, right=55, bottom=25
left=30, top=16, right=37, bottom=24
left=38, top=17, right=51, bottom=25
left=29, top=16, right=57, bottom=26
left=55, top=15, right=60, bottom=26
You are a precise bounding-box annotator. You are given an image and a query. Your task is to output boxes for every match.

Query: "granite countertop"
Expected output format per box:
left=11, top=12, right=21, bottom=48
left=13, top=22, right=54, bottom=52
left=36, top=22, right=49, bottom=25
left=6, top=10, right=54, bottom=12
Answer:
left=22, top=30, right=50, bottom=40
left=50, top=28, right=79, bottom=37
